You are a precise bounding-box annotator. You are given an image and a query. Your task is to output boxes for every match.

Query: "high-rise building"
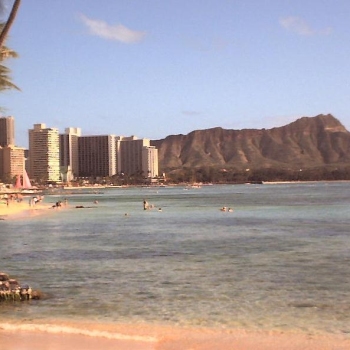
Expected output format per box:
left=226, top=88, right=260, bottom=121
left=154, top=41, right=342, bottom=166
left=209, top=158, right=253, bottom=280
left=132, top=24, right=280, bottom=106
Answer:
left=0, top=146, right=25, bottom=181
left=117, top=136, right=151, bottom=176
left=0, top=116, right=15, bottom=147
left=142, top=146, right=158, bottom=179
left=59, top=127, right=81, bottom=182
left=28, top=124, right=60, bottom=183
left=78, top=135, right=116, bottom=178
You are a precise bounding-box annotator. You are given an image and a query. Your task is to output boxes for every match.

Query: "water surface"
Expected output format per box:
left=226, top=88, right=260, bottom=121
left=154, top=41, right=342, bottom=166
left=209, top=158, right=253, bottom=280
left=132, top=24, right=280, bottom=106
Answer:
left=1, top=182, right=349, bottom=335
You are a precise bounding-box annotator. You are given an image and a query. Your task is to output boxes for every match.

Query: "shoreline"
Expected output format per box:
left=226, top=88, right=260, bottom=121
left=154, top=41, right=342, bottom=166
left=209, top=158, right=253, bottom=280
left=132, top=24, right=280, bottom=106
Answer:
left=0, top=321, right=349, bottom=350
left=0, top=200, right=63, bottom=220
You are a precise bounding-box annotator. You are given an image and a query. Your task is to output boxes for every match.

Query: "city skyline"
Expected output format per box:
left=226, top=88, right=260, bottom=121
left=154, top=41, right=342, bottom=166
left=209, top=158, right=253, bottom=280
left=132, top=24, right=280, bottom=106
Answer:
left=0, top=117, right=159, bottom=183
left=1, top=1, right=350, bottom=148
left=2, top=115, right=153, bottom=150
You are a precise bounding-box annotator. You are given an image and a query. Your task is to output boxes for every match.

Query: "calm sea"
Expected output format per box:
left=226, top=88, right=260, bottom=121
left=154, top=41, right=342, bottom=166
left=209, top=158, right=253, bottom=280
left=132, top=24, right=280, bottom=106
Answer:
left=1, top=182, right=349, bottom=336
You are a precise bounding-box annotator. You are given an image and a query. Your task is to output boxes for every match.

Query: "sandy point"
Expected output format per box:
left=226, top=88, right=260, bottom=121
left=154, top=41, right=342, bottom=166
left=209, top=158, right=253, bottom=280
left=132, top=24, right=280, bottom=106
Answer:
left=0, top=200, right=64, bottom=220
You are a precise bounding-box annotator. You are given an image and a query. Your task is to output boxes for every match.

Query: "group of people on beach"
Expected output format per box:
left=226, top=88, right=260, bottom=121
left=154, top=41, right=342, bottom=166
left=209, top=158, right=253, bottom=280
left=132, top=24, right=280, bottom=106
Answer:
left=1, top=193, right=24, bottom=206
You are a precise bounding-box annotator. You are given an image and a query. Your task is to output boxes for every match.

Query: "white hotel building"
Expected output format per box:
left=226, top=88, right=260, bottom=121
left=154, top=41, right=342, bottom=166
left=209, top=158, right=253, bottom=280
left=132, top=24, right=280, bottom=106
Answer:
left=28, top=124, right=60, bottom=182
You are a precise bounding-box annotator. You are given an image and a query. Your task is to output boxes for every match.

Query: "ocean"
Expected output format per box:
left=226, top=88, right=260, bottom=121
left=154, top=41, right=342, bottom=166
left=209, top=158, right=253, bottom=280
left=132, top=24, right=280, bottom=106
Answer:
left=1, top=182, right=349, bottom=337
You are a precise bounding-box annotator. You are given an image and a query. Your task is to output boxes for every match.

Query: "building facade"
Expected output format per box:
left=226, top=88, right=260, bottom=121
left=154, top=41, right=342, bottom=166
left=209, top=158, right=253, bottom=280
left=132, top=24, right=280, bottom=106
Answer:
left=59, top=127, right=81, bottom=182
left=0, top=116, right=15, bottom=147
left=78, top=135, right=116, bottom=178
left=142, top=146, right=158, bottom=179
left=28, top=124, right=60, bottom=183
left=0, top=146, right=25, bottom=181
left=117, top=136, right=151, bottom=176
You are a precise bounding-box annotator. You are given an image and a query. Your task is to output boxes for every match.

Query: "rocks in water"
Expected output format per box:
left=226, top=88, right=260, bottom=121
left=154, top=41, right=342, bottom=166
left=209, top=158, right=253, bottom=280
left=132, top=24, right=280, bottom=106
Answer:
left=0, top=272, right=41, bottom=302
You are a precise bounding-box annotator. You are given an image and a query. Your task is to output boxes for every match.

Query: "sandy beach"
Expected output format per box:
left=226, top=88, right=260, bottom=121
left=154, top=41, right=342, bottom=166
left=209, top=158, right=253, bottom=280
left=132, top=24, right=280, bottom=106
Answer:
left=0, top=198, right=58, bottom=220
left=0, top=321, right=349, bottom=350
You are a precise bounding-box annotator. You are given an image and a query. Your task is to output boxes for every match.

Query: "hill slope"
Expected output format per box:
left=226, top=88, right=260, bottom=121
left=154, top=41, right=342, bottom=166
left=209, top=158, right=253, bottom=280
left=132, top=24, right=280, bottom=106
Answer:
left=151, top=114, right=350, bottom=171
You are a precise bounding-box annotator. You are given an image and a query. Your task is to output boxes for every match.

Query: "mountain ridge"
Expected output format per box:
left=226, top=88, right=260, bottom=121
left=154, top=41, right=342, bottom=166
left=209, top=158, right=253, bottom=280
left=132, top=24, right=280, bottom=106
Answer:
left=151, top=114, right=350, bottom=172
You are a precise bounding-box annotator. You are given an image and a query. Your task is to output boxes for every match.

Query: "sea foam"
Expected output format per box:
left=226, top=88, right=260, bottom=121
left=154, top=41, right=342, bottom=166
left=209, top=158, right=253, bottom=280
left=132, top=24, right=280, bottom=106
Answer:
left=0, top=322, right=157, bottom=342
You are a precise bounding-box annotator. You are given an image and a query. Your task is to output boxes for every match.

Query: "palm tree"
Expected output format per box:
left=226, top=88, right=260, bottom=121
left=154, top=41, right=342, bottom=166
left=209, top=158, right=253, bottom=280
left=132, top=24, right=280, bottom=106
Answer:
left=0, top=23, right=19, bottom=92
left=0, top=60, right=19, bottom=91
left=0, top=0, right=21, bottom=48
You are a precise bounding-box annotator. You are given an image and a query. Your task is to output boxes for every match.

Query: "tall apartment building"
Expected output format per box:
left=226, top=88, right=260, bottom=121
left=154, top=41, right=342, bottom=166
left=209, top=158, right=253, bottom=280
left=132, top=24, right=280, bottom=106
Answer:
left=59, top=127, right=81, bottom=182
left=142, top=146, right=159, bottom=178
left=78, top=135, right=116, bottom=177
left=28, top=124, right=60, bottom=183
left=117, top=136, right=151, bottom=176
left=0, top=116, right=15, bottom=147
left=0, top=146, right=25, bottom=181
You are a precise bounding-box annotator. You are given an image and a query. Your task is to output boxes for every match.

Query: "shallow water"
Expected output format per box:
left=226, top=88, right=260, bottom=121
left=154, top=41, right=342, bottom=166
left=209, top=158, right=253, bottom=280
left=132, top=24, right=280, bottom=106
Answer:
left=1, top=183, right=349, bottom=335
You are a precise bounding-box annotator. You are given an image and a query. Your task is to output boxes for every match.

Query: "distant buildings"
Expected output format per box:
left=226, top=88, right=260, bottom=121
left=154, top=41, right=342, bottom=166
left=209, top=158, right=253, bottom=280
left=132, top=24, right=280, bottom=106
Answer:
left=59, top=127, right=81, bottom=182
left=28, top=124, right=60, bottom=183
left=142, top=145, right=158, bottom=179
left=0, top=145, right=25, bottom=181
left=116, top=136, right=159, bottom=179
left=78, top=134, right=117, bottom=178
left=0, top=116, right=159, bottom=184
left=0, top=116, right=15, bottom=147
left=117, top=136, right=150, bottom=176
left=0, top=116, right=25, bottom=181
left=77, top=134, right=159, bottom=179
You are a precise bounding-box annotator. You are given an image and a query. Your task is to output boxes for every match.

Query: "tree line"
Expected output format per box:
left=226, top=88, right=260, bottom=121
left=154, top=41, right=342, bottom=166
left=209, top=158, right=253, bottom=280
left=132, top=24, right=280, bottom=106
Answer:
left=162, top=166, right=350, bottom=184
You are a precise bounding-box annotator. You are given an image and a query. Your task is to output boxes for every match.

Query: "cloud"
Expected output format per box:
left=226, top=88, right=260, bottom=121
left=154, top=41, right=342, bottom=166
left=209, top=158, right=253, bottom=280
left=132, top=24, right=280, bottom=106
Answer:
left=79, top=14, right=146, bottom=43
left=279, top=16, right=332, bottom=36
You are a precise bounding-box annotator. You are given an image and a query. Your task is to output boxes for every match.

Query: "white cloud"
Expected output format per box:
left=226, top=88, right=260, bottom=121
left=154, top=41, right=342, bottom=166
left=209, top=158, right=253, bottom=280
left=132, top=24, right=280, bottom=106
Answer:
left=279, top=17, right=314, bottom=36
left=79, top=14, right=146, bottom=43
left=279, top=16, right=332, bottom=36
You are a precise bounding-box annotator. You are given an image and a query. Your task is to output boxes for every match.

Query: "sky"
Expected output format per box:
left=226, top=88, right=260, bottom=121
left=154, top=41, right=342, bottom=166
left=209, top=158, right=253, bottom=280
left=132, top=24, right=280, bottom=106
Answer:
left=1, top=0, right=350, bottom=148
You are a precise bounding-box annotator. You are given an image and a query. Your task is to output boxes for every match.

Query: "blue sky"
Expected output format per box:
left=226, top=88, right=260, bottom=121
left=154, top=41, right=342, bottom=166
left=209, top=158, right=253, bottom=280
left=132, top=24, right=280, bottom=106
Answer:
left=1, top=0, right=350, bottom=148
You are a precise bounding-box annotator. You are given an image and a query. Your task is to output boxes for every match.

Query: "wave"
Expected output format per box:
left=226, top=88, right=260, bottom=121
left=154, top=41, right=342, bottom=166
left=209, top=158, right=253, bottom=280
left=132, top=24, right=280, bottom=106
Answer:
left=0, top=322, right=157, bottom=343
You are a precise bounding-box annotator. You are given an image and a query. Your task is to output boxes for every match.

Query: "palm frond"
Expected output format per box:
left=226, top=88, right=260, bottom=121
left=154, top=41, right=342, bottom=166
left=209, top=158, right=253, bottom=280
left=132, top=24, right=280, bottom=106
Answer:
left=0, top=45, right=19, bottom=60
left=0, top=63, right=20, bottom=91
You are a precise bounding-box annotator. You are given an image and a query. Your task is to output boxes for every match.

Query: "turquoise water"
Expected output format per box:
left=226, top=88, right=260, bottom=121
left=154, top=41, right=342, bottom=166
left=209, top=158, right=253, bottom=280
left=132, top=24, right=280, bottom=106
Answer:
left=1, top=183, right=349, bottom=335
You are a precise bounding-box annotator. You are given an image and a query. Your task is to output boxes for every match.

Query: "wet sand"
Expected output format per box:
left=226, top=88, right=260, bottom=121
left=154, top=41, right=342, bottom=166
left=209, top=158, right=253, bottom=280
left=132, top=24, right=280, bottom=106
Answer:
left=0, top=322, right=349, bottom=350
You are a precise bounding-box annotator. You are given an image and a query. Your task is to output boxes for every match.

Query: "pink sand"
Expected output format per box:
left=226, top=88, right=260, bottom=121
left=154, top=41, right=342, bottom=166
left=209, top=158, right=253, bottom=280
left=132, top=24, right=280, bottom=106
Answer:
left=0, top=321, right=349, bottom=350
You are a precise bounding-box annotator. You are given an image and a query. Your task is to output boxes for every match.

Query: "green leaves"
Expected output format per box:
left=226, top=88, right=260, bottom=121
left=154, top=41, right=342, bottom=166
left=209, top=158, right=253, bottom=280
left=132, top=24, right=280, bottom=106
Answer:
left=0, top=23, right=20, bottom=93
